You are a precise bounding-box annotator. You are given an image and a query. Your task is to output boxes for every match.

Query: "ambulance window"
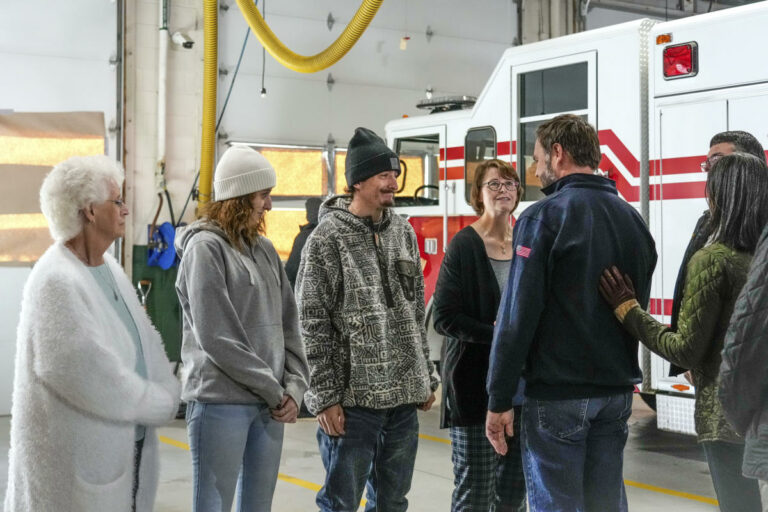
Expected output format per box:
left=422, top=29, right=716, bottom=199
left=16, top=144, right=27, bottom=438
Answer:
left=393, top=134, right=440, bottom=207
left=519, top=114, right=588, bottom=202
left=518, top=61, right=589, bottom=201
left=520, top=62, right=588, bottom=116
left=464, top=127, right=497, bottom=205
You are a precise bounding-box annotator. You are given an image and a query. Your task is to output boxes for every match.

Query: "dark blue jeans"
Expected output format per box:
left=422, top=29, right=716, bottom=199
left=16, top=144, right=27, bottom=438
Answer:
left=316, top=404, right=419, bottom=512
left=701, top=440, right=762, bottom=512
left=521, top=392, right=632, bottom=512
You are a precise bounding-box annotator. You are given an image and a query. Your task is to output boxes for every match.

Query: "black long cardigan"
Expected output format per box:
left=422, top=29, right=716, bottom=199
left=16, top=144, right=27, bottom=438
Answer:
left=433, top=226, right=504, bottom=428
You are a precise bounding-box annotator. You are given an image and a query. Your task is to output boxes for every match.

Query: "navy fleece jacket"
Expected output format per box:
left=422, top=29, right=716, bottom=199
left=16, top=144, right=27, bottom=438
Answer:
left=487, top=174, right=657, bottom=411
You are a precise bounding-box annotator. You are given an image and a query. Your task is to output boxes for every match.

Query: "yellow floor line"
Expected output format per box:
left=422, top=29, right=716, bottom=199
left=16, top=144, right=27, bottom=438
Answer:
left=624, top=479, right=718, bottom=506
left=158, top=436, right=323, bottom=495
left=158, top=435, right=365, bottom=506
left=160, top=434, right=717, bottom=507
left=418, top=433, right=451, bottom=445
left=414, top=434, right=718, bottom=506
left=158, top=435, right=189, bottom=451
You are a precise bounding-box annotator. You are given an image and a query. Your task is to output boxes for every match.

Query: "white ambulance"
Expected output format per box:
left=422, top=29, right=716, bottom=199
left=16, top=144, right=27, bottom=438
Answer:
left=384, top=1, right=768, bottom=435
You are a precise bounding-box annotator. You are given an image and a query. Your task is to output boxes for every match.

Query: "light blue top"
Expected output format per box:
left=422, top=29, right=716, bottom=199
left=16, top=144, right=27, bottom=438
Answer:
left=88, top=264, right=147, bottom=441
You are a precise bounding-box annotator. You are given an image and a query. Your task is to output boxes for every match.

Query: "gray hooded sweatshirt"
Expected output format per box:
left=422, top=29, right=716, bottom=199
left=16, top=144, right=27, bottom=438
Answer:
left=296, top=195, right=439, bottom=415
left=175, top=219, right=309, bottom=408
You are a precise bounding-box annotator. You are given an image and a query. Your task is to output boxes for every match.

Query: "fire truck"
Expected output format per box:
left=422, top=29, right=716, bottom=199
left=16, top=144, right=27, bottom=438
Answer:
left=384, top=1, right=768, bottom=436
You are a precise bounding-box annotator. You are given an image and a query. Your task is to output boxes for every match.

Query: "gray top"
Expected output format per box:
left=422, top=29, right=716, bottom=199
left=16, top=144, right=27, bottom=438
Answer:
left=175, top=219, right=310, bottom=408
left=489, top=257, right=511, bottom=296
left=88, top=263, right=147, bottom=441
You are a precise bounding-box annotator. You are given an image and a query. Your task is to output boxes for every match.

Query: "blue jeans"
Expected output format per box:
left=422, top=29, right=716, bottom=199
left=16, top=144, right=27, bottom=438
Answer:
left=521, top=392, right=632, bottom=512
left=186, top=401, right=284, bottom=512
left=316, top=405, right=419, bottom=512
left=701, top=440, right=762, bottom=512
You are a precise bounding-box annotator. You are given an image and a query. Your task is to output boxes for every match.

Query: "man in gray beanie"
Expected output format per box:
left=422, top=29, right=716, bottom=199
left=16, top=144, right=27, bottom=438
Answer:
left=296, top=127, right=439, bottom=511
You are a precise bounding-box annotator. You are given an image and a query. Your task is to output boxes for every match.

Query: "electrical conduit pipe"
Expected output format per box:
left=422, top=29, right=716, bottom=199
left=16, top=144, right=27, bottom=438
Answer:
left=234, top=0, right=384, bottom=73
left=157, top=0, right=168, bottom=194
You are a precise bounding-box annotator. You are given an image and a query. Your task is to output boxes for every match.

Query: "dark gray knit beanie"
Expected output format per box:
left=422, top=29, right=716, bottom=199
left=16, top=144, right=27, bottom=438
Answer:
left=345, top=127, right=401, bottom=187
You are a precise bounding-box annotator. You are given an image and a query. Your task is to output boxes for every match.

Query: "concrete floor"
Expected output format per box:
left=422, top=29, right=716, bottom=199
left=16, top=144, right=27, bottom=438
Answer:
left=0, top=396, right=720, bottom=511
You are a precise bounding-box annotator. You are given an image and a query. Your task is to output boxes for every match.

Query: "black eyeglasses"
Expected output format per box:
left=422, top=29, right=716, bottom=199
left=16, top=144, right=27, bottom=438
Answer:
left=482, top=180, right=519, bottom=192
left=700, top=153, right=724, bottom=173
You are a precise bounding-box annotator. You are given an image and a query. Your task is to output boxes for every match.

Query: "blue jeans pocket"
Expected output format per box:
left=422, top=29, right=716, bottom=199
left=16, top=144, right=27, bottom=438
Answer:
left=536, top=398, right=589, bottom=438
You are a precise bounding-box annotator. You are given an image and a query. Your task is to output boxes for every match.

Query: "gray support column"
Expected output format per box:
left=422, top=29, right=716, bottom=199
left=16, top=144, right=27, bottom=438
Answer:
left=521, top=0, right=582, bottom=44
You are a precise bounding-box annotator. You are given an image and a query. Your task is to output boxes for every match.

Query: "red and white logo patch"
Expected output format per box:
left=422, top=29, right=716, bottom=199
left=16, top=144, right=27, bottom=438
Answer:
left=516, top=245, right=531, bottom=258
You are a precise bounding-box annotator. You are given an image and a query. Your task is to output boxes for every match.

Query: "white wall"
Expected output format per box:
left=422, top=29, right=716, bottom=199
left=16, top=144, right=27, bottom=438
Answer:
left=0, top=0, right=117, bottom=415
left=0, top=269, right=30, bottom=415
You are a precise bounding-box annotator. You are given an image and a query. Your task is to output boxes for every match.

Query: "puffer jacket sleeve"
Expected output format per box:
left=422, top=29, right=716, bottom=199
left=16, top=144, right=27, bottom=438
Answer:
left=408, top=228, right=439, bottom=392
left=296, top=229, right=344, bottom=414
left=720, top=227, right=768, bottom=435
left=433, top=233, right=494, bottom=344
left=623, top=248, right=726, bottom=370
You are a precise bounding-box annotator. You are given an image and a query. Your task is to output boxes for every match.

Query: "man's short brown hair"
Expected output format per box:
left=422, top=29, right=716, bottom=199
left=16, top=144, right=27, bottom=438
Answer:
left=536, top=114, right=601, bottom=170
left=470, top=159, right=523, bottom=215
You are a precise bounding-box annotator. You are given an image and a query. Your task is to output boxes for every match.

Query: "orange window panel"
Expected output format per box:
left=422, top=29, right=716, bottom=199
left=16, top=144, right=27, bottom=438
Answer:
left=261, top=148, right=326, bottom=197
left=264, top=209, right=307, bottom=262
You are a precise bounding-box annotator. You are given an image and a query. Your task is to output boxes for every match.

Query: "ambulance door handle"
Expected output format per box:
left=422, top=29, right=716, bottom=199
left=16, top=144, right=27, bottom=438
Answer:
left=442, top=181, right=454, bottom=252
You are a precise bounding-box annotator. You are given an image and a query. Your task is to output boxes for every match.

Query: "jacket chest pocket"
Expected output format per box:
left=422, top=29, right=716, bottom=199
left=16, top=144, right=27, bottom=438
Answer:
left=395, top=259, right=419, bottom=301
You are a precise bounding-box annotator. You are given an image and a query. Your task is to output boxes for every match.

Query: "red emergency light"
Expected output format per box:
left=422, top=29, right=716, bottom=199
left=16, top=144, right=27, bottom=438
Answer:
left=663, top=42, right=698, bottom=79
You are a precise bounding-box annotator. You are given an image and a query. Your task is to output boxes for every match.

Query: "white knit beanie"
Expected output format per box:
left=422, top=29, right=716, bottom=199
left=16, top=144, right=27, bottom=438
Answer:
left=213, top=146, right=277, bottom=201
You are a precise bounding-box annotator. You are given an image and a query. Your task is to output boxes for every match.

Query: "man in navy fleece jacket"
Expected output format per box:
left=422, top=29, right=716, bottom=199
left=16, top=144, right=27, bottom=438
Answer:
left=485, top=114, right=657, bottom=512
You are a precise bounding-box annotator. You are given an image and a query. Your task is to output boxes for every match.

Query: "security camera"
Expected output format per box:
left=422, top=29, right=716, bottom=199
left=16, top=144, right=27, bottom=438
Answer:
left=172, top=31, right=194, bottom=49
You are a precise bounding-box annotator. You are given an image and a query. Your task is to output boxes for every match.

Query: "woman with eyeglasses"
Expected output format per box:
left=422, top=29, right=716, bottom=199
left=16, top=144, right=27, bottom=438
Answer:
left=599, top=152, right=768, bottom=512
left=5, top=155, right=180, bottom=512
left=433, top=158, right=527, bottom=511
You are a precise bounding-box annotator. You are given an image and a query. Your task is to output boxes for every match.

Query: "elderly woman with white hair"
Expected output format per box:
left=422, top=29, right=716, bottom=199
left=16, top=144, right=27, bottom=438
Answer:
left=4, top=155, right=180, bottom=512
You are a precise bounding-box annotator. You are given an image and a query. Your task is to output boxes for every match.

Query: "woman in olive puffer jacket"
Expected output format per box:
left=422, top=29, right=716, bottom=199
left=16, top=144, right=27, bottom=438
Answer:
left=599, top=153, right=768, bottom=512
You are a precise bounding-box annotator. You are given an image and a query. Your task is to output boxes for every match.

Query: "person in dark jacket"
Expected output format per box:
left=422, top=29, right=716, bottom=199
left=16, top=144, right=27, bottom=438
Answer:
left=433, top=158, right=525, bottom=512
left=485, top=114, right=657, bottom=512
left=668, top=131, right=765, bottom=378
left=601, top=153, right=768, bottom=512
left=285, top=197, right=322, bottom=289
left=720, top=218, right=768, bottom=500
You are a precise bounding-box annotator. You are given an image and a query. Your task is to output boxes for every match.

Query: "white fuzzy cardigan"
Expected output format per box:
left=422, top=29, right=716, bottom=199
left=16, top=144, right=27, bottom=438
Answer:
left=4, top=243, right=180, bottom=512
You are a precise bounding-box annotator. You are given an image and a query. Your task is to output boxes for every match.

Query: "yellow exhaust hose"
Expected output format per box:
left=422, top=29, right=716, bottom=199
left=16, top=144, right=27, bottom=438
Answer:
left=198, top=0, right=217, bottom=206
left=235, top=0, right=384, bottom=73
left=198, top=1, right=381, bottom=207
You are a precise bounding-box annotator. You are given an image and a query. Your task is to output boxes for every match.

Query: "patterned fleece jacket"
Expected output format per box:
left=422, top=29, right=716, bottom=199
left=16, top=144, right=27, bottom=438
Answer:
left=296, top=195, right=439, bottom=415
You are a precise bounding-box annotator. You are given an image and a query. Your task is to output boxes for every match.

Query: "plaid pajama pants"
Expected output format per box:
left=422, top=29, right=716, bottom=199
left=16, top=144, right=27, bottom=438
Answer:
left=449, top=408, right=526, bottom=512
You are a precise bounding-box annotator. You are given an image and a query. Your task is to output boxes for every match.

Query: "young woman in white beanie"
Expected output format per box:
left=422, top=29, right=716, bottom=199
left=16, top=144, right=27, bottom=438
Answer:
left=175, top=145, right=310, bottom=512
